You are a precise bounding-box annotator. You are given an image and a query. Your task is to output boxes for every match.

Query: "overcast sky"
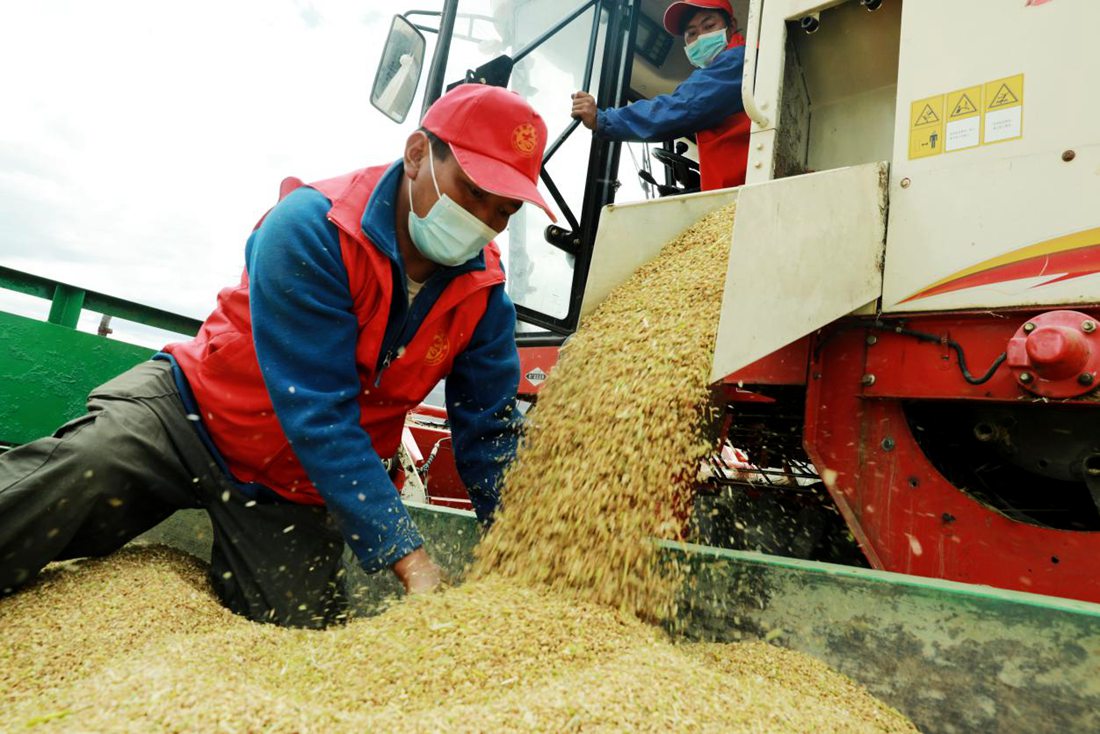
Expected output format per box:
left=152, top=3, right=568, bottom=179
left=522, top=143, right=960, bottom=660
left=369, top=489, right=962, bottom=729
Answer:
left=1, top=0, right=442, bottom=341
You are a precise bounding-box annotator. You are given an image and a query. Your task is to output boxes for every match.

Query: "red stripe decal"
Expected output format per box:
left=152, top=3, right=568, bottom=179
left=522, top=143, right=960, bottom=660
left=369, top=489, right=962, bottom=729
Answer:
left=903, top=244, right=1100, bottom=303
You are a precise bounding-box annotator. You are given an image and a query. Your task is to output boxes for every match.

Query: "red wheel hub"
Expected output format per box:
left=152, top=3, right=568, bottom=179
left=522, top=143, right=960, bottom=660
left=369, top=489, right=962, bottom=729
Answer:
left=1007, top=310, right=1099, bottom=398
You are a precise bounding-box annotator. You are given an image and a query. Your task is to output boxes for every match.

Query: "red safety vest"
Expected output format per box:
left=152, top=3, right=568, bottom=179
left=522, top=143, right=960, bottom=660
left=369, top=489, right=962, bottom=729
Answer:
left=697, top=33, right=752, bottom=191
left=165, top=165, right=504, bottom=504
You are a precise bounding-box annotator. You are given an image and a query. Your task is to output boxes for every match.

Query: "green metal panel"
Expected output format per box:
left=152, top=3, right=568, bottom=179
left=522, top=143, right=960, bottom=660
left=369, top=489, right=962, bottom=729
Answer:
left=0, top=311, right=154, bottom=445
left=667, top=541, right=1100, bottom=734
left=134, top=504, right=1100, bottom=734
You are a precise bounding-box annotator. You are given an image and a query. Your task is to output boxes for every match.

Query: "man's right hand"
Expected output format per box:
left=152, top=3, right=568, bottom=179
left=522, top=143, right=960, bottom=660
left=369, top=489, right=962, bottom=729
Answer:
left=392, top=547, right=444, bottom=594
left=570, top=91, right=598, bottom=131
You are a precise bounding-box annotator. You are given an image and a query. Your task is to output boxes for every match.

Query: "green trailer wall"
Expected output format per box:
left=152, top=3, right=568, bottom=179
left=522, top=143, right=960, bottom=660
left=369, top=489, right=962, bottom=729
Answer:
left=0, top=268, right=200, bottom=447
left=0, top=311, right=154, bottom=445
left=671, top=542, right=1100, bottom=734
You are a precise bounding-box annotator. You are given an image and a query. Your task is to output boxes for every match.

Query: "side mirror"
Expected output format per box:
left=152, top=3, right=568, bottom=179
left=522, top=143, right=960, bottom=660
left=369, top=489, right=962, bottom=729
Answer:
left=370, top=15, right=426, bottom=123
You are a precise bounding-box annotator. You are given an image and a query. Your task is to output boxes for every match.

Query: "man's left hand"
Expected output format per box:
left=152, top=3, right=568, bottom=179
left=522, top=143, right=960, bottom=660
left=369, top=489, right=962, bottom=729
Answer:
left=570, top=91, right=598, bottom=131
left=392, top=547, right=445, bottom=594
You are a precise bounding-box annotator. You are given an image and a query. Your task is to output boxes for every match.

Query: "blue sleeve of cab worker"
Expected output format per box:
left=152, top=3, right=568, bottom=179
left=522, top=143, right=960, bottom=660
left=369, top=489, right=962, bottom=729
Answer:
left=246, top=187, right=423, bottom=573
left=445, top=284, right=523, bottom=524
left=597, top=45, right=745, bottom=142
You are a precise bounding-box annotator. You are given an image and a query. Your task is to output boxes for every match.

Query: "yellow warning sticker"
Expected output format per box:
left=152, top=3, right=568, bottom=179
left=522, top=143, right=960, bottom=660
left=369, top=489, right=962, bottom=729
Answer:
left=945, top=85, right=982, bottom=152
left=909, top=94, right=945, bottom=159
left=983, top=74, right=1024, bottom=144
left=909, top=74, right=1024, bottom=159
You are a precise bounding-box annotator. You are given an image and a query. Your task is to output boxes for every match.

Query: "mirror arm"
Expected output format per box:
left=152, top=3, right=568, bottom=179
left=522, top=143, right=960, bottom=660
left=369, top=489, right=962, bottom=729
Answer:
left=420, top=2, right=460, bottom=117
left=404, top=10, right=443, bottom=35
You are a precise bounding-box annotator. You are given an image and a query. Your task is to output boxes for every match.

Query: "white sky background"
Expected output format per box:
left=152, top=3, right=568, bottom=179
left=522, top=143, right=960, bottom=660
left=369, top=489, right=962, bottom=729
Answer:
left=0, top=0, right=442, bottom=341
left=1, top=0, right=657, bottom=348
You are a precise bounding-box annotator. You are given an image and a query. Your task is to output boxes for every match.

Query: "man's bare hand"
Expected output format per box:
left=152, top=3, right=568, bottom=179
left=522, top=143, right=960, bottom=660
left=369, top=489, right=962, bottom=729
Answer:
left=392, top=547, right=444, bottom=594
left=570, top=91, right=597, bottom=131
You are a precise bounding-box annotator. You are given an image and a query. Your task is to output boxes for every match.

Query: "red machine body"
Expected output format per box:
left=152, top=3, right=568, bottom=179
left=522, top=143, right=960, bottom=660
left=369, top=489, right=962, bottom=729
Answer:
left=803, top=306, right=1100, bottom=603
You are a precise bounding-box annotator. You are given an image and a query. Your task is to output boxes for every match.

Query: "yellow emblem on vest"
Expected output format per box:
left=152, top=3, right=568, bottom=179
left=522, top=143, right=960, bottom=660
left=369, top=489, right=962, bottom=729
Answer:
left=424, top=331, right=451, bottom=367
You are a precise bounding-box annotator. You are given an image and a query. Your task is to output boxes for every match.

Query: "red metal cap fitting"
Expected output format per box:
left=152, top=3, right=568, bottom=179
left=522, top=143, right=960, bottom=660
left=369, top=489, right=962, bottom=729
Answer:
left=1024, top=326, right=1088, bottom=380
left=1007, top=310, right=1099, bottom=398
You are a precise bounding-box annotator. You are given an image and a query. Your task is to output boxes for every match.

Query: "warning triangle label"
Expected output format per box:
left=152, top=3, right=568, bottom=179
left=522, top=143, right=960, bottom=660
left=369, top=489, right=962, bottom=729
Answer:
left=950, top=94, right=977, bottom=118
left=988, top=84, right=1019, bottom=109
left=915, top=104, right=940, bottom=125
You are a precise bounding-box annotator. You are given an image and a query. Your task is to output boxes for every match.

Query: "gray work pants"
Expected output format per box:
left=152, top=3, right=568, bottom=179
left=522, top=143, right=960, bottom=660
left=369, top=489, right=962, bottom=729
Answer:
left=0, top=360, right=348, bottom=628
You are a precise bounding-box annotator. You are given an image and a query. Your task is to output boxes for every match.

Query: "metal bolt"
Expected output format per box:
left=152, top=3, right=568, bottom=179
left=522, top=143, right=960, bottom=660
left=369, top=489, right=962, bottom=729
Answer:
left=973, top=422, right=996, bottom=442
left=1085, top=455, right=1100, bottom=477
left=753, top=161, right=763, bottom=169
left=861, top=374, right=876, bottom=387
left=1082, top=320, right=1096, bottom=333
left=1080, top=373, right=1095, bottom=386
left=1023, top=322, right=1036, bottom=333
left=1062, top=150, right=1076, bottom=162
left=1018, top=371, right=1034, bottom=384
left=881, top=437, right=895, bottom=451
left=900, top=177, right=911, bottom=189
left=866, top=334, right=878, bottom=346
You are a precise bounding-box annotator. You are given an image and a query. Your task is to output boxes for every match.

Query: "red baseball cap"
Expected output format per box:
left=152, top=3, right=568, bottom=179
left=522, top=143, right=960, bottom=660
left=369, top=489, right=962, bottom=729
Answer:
left=421, top=84, right=556, bottom=221
left=662, top=0, right=735, bottom=34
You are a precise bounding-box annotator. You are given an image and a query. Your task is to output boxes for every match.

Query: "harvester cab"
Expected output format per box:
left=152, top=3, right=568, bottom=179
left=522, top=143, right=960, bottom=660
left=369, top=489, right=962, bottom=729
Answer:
left=376, top=0, right=1100, bottom=606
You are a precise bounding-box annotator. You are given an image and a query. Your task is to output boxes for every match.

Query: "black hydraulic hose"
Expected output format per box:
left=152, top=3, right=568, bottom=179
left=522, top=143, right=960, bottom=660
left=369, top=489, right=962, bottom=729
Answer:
left=418, top=436, right=450, bottom=479
left=883, top=324, right=1008, bottom=385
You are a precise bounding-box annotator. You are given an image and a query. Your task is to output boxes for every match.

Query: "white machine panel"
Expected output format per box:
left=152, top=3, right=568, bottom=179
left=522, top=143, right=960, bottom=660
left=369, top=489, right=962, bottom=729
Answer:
left=883, top=0, right=1100, bottom=312
left=710, top=162, right=887, bottom=383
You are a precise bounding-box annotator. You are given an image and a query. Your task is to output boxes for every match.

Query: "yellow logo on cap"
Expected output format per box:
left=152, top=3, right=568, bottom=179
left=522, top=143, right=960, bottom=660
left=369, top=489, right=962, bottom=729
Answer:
left=511, top=123, right=538, bottom=157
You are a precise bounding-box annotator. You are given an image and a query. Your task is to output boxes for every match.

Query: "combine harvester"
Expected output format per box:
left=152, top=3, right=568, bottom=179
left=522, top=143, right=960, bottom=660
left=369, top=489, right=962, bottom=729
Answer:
left=2, top=0, right=1098, bottom=731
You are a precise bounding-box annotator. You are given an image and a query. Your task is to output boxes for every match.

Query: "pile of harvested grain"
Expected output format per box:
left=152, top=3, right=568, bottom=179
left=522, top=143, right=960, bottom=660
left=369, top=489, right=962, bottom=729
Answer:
left=0, top=547, right=916, bottom=733
left=0, top=206, right=919, bottom=732
left=473, top=204, right=738, bottom=619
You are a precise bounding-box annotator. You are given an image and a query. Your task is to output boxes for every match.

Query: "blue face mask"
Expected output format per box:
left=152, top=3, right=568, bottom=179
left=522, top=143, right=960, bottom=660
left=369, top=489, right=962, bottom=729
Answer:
left=407, top=140, right=498, bottom=267
left=684, top=28, right=728, bottom=68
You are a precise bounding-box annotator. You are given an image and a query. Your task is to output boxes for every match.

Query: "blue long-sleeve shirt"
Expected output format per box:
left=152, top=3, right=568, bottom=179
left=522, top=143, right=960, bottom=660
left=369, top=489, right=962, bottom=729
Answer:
left=204, top=161, right=520, bottom=573
left=597, top=44, right=745, bottom=142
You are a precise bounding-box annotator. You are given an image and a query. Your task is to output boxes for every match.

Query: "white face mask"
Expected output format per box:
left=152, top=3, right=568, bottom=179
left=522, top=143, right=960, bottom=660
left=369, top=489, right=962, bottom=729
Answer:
left=407, top=139, right=498, bottom=267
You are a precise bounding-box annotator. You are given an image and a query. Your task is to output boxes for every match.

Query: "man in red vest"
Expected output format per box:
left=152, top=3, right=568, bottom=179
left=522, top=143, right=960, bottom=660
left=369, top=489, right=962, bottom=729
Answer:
left=0, top=84, right=554, bottom=627
left=571, top=0, right=750, bottom=191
